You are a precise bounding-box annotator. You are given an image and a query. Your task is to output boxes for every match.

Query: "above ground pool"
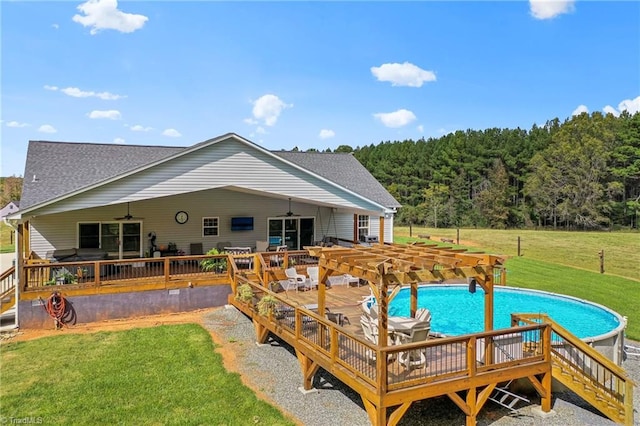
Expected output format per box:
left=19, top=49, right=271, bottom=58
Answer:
left=387, top=285, right=623, bottom=340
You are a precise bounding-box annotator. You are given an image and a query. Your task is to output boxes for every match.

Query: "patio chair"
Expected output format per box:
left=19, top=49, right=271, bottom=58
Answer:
left=284, top=267, right=311, bottom=291
left=224, top=247, right=253, bottom=270
left=269, top=245, right=288, bottom=267
left=190, top=243, right=203, bottom=255
left=393, top=320, right=430, bottom=370
left=307, top=266, right=319, bottom=288
left=360, top=314, right=396, bottom=362
left=415, top=307, right=432, bottom=324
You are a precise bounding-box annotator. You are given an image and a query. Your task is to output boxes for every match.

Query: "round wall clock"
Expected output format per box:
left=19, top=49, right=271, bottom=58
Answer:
left=175, top=211, right=189, bottom=224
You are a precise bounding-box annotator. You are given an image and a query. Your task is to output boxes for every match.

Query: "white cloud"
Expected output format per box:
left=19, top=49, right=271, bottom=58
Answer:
left=162, top=128, right=182, bottom=138
left=38, top=124, right=57, bottom=133
left=113, top=137, right=125, bottom=144
left=371, top=62, right=436, bottom=87
left=373, top=109, right=417, bottom=128
left=6, top=121, right=29, bottom=128
left=87, top=110, right=121, bottom=119
left=45, top=85, right=124, bottom=100
left=417, top=125, right=424, bottom=133
left=617, top=96, right=640, bottom=115
left=52, top=23, right=59, bottom=29
left=73, top=0, right=148, bottom=35
left=255, top=126, right=267, bottom=135
left=250, top=94, right=292, bottom=126
left=243, top=118, right=258, bottom=126
left=318, top=129, right=335, bottom=139
left=602, top=97, right=640, bottom=117
left=571, top=104, right=589, bottom=116
left=529, top=0, right=575, bottom=20
left=129, top=124, right=153, bottom=132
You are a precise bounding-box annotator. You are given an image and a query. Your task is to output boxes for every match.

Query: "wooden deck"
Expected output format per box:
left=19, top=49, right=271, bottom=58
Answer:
left=12, top=244, right=633, bottom=425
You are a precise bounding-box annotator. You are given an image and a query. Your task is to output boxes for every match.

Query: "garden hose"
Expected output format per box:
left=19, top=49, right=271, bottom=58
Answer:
left=42, top=291, right=68, bottom=329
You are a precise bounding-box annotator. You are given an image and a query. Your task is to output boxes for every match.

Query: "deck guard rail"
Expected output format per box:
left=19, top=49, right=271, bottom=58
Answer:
left=0, top=266, right=16, bottom=315
left=512, top=313, right=634, bottom=425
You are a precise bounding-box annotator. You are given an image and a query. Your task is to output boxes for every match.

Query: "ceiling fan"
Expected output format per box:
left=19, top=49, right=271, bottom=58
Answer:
left=114, top=202, right=144, bottom=220
left=278, top=198, right=300, bottom=217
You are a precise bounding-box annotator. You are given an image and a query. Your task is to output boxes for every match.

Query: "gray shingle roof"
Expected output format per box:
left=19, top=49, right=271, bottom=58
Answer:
left=273, top=151, right=401, bottom=208
left=20, top=138, right=400, bottom=210
left=21, top=141, right=183, bottom=209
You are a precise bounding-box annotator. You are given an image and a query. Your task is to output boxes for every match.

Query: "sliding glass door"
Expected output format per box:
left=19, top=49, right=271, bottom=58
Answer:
left=79, top=221, right=142, bottom=258
left=268, top=217, right=314, bottom=250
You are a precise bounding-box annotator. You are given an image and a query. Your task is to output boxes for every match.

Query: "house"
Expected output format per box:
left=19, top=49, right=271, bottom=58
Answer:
left=11, top=133, right=400, bottom=260
left=3, top=133, right=401, bottom=327
left=0, top=200, right=19, bottom=220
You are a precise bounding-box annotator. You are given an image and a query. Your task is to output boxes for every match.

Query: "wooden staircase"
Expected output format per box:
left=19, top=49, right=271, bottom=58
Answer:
left=515, top=313, right=635, bottom=425
left=0, top=265, right=16, bottom=315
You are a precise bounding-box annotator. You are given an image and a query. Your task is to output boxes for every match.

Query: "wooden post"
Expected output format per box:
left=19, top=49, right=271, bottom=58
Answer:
left=353, top=214, right=358, bottom=243
left=456, top=228, right=460, bottom=245
left=517, top=236, right=521, bottom=257
left=379, top=216, right=385, bottom=245
left=410, top=283, right=417, bottom=317
left=599, top=250, right=605, bottom=274
left=17, top=223, right=24, bottom=290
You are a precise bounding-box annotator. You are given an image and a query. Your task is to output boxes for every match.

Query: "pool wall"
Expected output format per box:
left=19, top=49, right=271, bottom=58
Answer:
left=396, top=284, right=627, bottom=366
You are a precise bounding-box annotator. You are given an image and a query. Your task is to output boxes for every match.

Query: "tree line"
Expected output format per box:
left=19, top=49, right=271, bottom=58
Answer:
left=351, top=111, right=639, bottom=230
left=2, top=111, right=638, bottom=230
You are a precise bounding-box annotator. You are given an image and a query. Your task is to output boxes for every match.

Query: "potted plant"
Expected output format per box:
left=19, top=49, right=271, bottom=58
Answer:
left=200, top=248, right=227, bottom=272
left=236, top=283, right=254, bottom=303
left=257, top=294, right=278, bottom=316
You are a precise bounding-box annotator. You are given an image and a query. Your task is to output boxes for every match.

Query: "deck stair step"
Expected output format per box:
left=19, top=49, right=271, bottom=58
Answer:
left=487, top=384, right=530, bottom=413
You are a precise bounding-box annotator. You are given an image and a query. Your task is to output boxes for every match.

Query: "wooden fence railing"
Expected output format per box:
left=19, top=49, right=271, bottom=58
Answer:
left=231, top=279, right=550, bottom=397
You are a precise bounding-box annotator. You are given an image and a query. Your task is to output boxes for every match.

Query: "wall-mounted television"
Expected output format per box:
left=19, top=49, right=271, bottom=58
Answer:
left=231, top=217, right=254, bottom=231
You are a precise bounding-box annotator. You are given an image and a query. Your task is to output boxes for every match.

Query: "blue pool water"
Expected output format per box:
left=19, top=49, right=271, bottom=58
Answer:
left=387, top=285, right=621, bottom=339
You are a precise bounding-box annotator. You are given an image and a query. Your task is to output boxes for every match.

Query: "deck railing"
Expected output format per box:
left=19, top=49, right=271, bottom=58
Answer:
left=21, top=254, right=232, bottom=291
left=19, top=249, right=320, bottom=295
left=512, top=312, right=634, bottom=424
left=1, top=266, right=16, bottom=297
left=233, top=279, right=550, bottom=396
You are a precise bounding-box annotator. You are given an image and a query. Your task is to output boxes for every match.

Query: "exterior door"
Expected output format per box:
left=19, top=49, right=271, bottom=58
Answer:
left=79, top=221, right=142, bottom=259
left=268, top=217, right=314, bottom=250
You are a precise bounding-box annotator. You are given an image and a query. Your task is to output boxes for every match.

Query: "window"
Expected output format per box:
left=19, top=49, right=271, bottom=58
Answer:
left=78, top=221, right=142, bottom=258
left=203, top=217, right=219, bottom=236
left=358, top=215, right=370, bottom=241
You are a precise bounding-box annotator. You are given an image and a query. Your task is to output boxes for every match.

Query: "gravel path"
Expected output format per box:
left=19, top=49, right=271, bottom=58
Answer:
left=202, top=306, right=639, bottom=426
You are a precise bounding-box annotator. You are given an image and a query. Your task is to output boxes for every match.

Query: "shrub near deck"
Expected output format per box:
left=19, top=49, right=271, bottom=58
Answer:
left=0, top=324, right=295, bottom=426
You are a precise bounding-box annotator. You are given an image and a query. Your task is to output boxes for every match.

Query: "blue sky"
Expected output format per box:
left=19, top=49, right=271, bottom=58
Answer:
left=2, top=0, right=639, bottom=177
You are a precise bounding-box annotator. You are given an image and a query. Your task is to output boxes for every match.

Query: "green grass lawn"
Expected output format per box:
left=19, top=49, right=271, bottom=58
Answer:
left=395, top=227, right=639, bottom=281
left=0, top=222, right=15, bottom=254
left=395, top=227, right=640, bottom=340
left=0, top=324, right=294, bottom=426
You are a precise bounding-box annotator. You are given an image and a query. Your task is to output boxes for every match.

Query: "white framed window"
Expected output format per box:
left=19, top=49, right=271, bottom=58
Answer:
left=357, top=215, right=370, bottom=241
left=202, top=217, right=219, bottom=236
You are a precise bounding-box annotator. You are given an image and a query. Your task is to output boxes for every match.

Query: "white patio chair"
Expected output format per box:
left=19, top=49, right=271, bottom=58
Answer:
left=284, top=267, right=311, bottom=291
left=307, top=266, right=319, bottom=288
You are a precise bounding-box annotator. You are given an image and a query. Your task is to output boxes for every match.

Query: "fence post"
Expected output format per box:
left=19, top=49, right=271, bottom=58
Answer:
left=517, top=236, right=521, bottom=257
left=599, top=250, right=605, bottom=274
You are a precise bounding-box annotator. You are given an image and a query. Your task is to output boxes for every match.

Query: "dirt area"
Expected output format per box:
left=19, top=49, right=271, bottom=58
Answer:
left=0, top=309, right=214, bottom=343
